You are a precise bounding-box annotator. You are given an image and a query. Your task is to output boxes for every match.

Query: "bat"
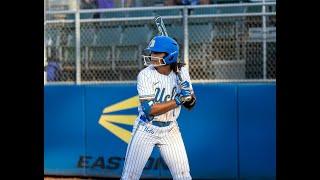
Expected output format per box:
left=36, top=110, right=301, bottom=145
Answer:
left=153, top=16, right=191, bottom=101
left=154, top=15, right=168, bottom=36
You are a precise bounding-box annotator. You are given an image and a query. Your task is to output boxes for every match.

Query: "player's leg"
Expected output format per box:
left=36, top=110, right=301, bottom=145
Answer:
left=121, top=123, right=156, bottom=180
left=159, top=123, right=191, bottom=180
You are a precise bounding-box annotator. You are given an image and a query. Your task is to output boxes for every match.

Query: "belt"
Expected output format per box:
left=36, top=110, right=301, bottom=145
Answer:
left=151, top=121, right=173, bottom=127
left=138, top=114, right=173, bottom=127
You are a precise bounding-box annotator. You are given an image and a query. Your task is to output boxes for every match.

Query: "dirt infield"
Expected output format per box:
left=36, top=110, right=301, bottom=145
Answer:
left=44, top=177, right=118, bottom=180
left=44, top=178, right=90, bottom=180
left=45, top=178, right=84, bottom=180
left=44, top=177, right=165, bottom=180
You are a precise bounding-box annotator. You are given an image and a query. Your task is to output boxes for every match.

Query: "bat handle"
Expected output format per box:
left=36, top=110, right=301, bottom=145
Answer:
left=177, top=71, right=192, bottom=101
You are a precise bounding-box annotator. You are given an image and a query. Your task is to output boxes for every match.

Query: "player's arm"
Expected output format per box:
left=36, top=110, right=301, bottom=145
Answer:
left=141, top=88, right=191, bottom=116
left=140, top=100, right=176, bottom=117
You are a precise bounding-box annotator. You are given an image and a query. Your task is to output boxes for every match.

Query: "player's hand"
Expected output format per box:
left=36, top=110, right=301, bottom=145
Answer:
left=180, top=81, right=191, bottom=90
left=140, top=114, right=153, bottom=123
left=180, top=88, right=191, bottom=97
left=174, top=89, right=191, bottom=105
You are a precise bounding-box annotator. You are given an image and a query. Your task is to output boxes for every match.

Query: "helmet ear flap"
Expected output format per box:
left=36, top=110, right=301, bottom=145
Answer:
left=163, top=51, right=178, bottom=64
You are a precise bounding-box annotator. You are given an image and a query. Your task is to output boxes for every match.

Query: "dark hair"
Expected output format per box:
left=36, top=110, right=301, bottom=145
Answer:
left=170, top=62, right=186, bottom=73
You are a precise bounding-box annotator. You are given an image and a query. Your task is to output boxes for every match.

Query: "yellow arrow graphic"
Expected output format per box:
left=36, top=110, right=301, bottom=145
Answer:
left=99, top=95, right=140, bottom=144
left=101, top=115, right=137, bottom=125
left=103, top=95, right=139, bottom=114
left=99, top=119, right=132, bottom=144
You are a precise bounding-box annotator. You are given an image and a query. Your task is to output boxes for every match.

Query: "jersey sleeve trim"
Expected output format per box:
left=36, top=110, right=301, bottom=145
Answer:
left=139, top=95, right=155, bottom=100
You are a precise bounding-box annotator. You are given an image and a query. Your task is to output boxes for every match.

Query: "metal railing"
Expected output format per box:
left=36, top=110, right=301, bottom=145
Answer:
left=44, top=1, right=276, bottom=84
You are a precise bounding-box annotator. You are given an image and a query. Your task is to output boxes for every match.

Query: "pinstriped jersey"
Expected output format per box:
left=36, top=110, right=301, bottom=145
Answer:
left=137, top=65, right=193, bottom=122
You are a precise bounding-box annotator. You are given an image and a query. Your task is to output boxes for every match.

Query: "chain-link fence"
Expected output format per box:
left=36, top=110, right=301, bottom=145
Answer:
left=45, top=21, right=76, bottom=82
left=44, top=2, right=276, bottom=83
left=80, top=20, right=150, bottom=81
left=187, top=4, right=276, bottom=80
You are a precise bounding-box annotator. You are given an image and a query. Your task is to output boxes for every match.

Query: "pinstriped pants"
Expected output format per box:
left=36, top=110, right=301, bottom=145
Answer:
left=121, top=119, right=192, bottom=180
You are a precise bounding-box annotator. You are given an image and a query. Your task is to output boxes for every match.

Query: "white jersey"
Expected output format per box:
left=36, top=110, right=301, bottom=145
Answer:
left=121, top=65, right=193, bottom=180
left=137, top=65, right=193, bottom=122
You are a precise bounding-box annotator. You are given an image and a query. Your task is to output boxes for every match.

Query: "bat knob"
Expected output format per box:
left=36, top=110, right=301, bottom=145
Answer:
left=185, top=96, right=192, bottom=102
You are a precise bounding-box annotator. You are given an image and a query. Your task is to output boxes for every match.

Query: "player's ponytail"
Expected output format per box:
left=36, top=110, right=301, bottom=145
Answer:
left=170, top=62, right=186, bottom=73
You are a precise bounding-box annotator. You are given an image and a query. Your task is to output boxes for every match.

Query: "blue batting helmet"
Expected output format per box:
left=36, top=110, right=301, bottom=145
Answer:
left=145, top=35, right=179, bottom=65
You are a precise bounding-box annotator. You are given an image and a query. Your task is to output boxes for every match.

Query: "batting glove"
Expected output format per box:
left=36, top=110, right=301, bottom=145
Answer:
left=180, top=81, right=191, bottom=90
left=174, top=89, right=191, bottom=105
left=140, top=114, right=153, bottom=123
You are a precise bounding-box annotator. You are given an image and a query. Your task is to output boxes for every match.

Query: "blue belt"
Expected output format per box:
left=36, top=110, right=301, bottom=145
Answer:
left=151, top=121, right=173, bottom=127
left=138, top=114, right=173, bottom=127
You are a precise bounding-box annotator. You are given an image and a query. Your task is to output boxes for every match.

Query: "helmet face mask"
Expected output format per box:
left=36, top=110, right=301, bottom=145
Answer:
left=142, top=55, right=166, bottom=67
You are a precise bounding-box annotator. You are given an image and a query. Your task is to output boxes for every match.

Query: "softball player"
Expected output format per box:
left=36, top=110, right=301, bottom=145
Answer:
left=121, top=35, right=197, bottom=180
